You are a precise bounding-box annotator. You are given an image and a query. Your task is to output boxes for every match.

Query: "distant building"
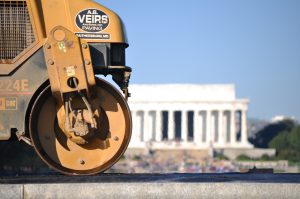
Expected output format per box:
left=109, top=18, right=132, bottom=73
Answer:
left=271, top=115, right=297, bottom=123
left=128, top=84, right=254, bottom=150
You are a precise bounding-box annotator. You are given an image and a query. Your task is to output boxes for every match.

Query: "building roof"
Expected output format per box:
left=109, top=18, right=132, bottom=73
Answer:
left=128, top=84, right=238, bottom=102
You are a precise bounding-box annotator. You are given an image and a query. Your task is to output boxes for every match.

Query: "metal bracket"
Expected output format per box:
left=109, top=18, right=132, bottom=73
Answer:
left=43, top=26, right=97, bottom=144
left=107, top=66, right=132, bottom=100
left=44, top=26, right=96, bottom=102
left=16, top=131, right=32, bottom=146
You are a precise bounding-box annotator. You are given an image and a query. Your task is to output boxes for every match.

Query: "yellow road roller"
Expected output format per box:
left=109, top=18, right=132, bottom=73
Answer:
left=0, top=0, right=132, bottom=175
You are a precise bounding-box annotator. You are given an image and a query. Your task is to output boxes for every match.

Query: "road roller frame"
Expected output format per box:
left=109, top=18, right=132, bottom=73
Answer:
left=0, top=0, right=132, bottom=175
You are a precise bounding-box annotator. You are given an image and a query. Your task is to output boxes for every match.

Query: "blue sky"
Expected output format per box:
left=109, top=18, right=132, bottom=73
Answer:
left=97, top=0, right=300, bottom=121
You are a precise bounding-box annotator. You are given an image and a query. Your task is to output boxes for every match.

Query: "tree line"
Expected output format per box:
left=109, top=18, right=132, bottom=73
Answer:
left=250, top=119, right=300, bottom=162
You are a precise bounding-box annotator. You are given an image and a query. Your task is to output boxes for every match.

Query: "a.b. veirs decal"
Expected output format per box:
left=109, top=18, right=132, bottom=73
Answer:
left=75, top=9, right=109, bottom=33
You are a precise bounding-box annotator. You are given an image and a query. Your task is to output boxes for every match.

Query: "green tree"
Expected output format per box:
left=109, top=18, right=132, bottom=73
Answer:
left=269, top=131, right=289, bottom=151
left=250, top=119, right=295, bottom=148
left=288, top=126, right=300, bottom=151
left=269, top=125, right=300, bottom=162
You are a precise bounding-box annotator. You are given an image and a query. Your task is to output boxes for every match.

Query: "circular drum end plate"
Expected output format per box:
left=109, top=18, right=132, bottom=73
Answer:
left=29, top=78, right=132, bottom=175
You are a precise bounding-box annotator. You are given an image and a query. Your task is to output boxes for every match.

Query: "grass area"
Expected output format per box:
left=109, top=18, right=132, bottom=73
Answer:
left=236, top=154, right=278, bottom=162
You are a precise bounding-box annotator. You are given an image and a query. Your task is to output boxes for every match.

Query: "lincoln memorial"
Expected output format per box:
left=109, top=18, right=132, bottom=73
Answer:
left=128, top=84, right=254, bottom=150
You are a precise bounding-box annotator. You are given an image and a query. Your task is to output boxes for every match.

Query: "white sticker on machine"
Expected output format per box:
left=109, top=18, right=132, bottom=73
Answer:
left=75, top=9, right=110, bottom=33
left=75, top=33, right=110, bottom=40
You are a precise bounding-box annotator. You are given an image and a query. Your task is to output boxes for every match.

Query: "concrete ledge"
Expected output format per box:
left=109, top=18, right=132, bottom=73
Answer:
left=1, top=183, right=300, bottom=199
left=1, top=174, right=300, bottom=199
left=0, top=185, right=22, bottom=199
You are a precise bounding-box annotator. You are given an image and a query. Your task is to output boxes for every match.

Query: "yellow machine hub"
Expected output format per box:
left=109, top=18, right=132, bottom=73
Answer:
left=29, top=78, right=131, bottom=175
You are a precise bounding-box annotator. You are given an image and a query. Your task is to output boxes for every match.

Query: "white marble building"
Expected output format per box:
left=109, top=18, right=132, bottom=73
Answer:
left=128, top=84, right=253, bottom=150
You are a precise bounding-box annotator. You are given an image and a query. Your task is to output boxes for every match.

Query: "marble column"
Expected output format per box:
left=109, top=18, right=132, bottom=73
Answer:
left=131, top=111, right=137, bottom=142
left=194, top=111, right=202, bottom=144
left=206, top=110, right=211, bottom=144
left=224, top=111, right=230, bottom=143
left=168, top=111, right=175, bottom=140
left=211, top=112, right=217, bottom=143
left=143, top=111, right=149, bottom=142
left=230, top=110, right=236, bottom=145
left=155, top=111, right=162, bottom=142
left=218, top=110, right=225, bottom=145
left=200, top=111, right=207, bottom=143
left=135, top=111, right=144, bottom=142
left=149, top=111, right=156, bottom=141
left=181, top=111, right=188, bottom=142
left=241, top=109, right=248, bottom=144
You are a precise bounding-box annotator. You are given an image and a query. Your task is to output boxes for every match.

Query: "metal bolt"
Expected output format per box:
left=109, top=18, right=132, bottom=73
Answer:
left=48, top=59, right=54, bottom=65
left=85, top=60, right=91, bottom=65
left=45, top=43, right=51, bottom=49
left=80, top=160, right=85, bottom=165
left=113, top=136, right=119, bottom=141
left=82, top=43, right=88, bottom=49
